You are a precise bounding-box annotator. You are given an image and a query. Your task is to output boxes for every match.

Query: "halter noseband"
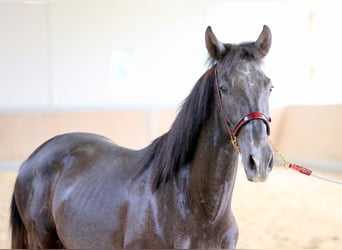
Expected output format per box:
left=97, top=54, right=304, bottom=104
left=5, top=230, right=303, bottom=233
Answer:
left=214, top=67, right=271, bottom=153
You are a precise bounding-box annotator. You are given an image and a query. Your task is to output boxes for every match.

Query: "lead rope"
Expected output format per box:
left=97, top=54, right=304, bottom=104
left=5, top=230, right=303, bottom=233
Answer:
left=269, top=139, right=342, bottom=186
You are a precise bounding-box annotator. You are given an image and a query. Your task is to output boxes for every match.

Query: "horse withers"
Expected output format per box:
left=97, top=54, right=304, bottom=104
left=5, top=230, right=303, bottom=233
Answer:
left=10, top=25, right=273, bottom=248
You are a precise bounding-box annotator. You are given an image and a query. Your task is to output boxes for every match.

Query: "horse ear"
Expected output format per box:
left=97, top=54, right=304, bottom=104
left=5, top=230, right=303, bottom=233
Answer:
left=205, top=26, right=226, bottom=60
left=256, top=25, right=272, bottom=57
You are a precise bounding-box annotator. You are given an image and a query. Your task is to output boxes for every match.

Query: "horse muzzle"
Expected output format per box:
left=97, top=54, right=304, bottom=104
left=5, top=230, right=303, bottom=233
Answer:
left=242, top=146, right=274, bottom=182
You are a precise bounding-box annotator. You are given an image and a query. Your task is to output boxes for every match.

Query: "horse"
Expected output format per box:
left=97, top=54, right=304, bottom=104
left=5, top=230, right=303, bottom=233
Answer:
left=10, top=25, right=273, bottom=249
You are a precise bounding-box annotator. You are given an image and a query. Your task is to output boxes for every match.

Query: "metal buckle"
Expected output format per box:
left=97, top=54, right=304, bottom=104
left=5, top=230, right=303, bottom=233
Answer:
left=231, top=136, right=241, bottom=154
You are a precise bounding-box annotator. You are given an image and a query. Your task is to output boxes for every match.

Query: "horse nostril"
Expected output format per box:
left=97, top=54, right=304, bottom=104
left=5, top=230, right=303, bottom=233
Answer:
left=268, top=154, right=274, bottom=171
left=249, top=155, right=260, bottom=171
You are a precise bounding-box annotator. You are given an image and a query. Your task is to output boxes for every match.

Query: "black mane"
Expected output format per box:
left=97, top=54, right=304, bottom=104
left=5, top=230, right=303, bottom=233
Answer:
left=136, top=67, right=215, bottom=189
left=137, top=42, right=259, bottom=190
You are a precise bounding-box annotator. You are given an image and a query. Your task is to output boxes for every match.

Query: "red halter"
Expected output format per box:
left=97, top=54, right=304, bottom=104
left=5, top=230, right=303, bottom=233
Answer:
left=230, top=112, right=271, bottom=138
left=214, top=67, right=271, bottom=152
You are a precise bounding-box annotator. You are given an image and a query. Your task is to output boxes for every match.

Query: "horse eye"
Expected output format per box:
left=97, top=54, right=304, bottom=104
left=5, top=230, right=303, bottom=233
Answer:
left=220, top=85, right=227, bottom=92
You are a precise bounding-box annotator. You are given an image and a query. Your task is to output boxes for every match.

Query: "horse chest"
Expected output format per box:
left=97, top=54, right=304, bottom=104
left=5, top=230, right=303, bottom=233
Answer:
left=124, top=199, right=235, bottom=248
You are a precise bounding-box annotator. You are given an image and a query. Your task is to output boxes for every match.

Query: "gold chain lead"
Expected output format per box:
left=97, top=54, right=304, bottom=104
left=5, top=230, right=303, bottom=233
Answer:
left=268, top=139, right=290, bottom=168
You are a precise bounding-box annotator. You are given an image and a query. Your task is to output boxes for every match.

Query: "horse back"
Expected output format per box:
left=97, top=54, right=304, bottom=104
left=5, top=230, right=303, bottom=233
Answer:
left=19, top=132, right=138, bottom=178
left=12, top=132, right=139, bottom=248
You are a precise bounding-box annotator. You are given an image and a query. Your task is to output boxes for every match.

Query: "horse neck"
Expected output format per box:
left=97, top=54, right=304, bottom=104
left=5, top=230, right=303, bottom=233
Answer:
left=189, top=103, right=239, bottom=222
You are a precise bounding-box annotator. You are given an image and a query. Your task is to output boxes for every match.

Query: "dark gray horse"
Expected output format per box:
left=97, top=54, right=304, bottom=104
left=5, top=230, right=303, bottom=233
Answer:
left=10, top=25, right=273, bottom=249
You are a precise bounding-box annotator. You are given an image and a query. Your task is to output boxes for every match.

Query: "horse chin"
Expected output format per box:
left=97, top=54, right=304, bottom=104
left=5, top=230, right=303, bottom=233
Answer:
left=244, top=170, right=269, bottom=182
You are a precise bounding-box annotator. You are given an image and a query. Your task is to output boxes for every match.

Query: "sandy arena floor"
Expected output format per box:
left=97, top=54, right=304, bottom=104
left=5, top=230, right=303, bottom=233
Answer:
left=1, top=166, right=341, bottom=248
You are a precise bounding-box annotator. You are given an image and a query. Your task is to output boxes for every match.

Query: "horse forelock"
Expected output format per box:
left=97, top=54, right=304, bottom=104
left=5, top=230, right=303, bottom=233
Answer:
left=208, top=42, right=261, bottom=71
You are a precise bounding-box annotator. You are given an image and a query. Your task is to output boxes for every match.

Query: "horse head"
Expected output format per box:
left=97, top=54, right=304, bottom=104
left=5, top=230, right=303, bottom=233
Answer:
left=206, top=25, right=274, bottom=182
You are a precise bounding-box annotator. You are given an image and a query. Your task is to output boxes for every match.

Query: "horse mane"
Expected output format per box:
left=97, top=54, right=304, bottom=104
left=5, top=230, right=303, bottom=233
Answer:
left=136, top=42, right=259, bottom=190
left=134, top=66, right=215, bottom=190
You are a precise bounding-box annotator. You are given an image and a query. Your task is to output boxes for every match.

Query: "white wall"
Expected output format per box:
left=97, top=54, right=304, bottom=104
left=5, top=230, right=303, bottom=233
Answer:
left=309, top=0, right=342, bottom=104
left=0, top=0, right=341, bottom=111
left=0, top=2, right=50, bottom=108
left=48, top=0, right=207, bottom=109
